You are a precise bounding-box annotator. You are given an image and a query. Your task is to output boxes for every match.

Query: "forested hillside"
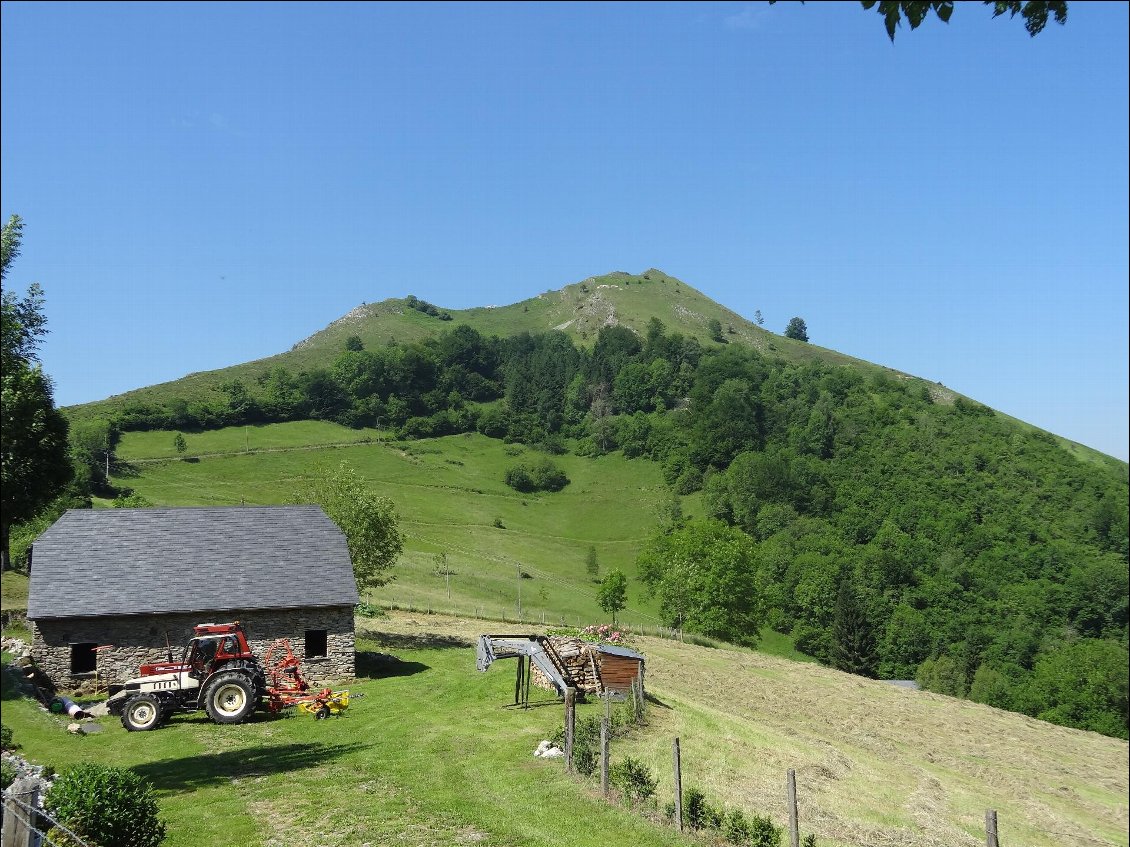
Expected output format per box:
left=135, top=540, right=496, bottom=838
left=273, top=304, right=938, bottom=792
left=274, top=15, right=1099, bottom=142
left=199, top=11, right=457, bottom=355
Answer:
left=20, top=277, right=1129, bottom=739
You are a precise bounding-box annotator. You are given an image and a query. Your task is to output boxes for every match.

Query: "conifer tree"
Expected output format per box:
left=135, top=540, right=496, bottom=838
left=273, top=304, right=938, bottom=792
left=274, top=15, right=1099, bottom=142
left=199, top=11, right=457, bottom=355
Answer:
left=831, top=578, right=879, bottom=678
left=585, top=545, right=599, bottom=580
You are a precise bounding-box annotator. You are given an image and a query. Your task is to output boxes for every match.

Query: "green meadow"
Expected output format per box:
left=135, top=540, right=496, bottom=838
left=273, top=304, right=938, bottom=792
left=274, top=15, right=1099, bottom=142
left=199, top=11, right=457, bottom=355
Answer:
left=1, top=623, right=689, bottom=847
left=109, top=424, right=693, bottom=629
left=5, top=612, right=1125, bottom=847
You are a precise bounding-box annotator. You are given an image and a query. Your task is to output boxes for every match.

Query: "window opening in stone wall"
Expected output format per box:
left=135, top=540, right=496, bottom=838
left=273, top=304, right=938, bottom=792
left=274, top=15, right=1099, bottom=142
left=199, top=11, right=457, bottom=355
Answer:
left=305, top=629, right=328, bottom=658
left=70, top=642, right=98, bottom=674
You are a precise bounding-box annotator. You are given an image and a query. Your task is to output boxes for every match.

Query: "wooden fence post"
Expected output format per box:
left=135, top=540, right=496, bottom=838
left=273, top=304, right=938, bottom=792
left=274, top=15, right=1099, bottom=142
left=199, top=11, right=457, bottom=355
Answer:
left=2, top=776, right=41, bottom=847
left=601, top=693, right=610, bottom=796
left=985, top=810, right=999, bottom=847
left=564, top=687, right=576, bottom=774
left=673, top=737, right=683, bottom=832
left=787, top=768, right=799, bottom=847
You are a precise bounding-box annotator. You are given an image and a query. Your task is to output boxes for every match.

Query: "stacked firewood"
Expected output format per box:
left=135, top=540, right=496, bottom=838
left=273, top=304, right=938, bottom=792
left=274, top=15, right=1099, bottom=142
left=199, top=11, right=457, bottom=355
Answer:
left=528, top=637, right=603, bottom=694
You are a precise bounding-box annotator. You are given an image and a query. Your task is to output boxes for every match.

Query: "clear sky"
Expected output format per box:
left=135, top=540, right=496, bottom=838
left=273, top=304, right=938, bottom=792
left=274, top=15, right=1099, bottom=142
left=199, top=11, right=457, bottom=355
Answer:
left=2, top=1, right=1127, bottom=461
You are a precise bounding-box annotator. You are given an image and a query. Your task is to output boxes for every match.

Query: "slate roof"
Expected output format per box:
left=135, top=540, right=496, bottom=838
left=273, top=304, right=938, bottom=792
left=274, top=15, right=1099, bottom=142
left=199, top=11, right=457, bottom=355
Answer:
left=27, top=506, right=358, bottom=620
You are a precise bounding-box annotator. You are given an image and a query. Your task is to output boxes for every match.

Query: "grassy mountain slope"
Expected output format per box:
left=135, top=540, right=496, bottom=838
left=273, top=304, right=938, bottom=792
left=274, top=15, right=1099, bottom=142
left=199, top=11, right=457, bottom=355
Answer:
left=102, top=423, right=688, bottom=627
left=64, top=268, right=1120, bottom=468
left=3, top=611, right=1126, bottom=847
left=62, top=271, right=912, bottom=413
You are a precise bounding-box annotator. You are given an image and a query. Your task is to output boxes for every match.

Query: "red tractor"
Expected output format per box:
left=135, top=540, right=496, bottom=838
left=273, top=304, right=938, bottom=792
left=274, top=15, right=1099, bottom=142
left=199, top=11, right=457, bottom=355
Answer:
left=107, top=622, right=268, bottom=731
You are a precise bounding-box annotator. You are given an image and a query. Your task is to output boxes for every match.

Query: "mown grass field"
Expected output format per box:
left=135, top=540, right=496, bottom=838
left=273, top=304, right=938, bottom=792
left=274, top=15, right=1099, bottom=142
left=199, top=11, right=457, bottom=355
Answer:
left=4, top=611, right=1126, bottom=847
left=1, top=616, right=688, bottom=847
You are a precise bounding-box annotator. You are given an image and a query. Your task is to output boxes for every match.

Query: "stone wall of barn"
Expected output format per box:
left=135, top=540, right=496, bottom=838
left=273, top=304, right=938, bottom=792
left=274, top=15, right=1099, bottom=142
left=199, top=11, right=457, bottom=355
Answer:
left=29, top=605, right=355, bottom=691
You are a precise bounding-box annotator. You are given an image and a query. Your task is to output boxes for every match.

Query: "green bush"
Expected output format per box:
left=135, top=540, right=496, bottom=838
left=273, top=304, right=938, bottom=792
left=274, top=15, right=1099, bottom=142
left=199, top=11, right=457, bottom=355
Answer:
left=572, top=716, right=601, bottom=777
left=45, top=763, right=166, bottom=847
left=355, top=602, right=386, bottom=618
left=724, top=808, right=753, bottom=843
left=1, top=759, right=17, bottom=791
left=749, top=813, right=783, bottom=847
left=684, top=786, right=722, bottom=830
left=504, top=458, right=569, bottom=493
left=611, top=756, right=656, bottom=807
left=0, top=723, right=14, bottom=750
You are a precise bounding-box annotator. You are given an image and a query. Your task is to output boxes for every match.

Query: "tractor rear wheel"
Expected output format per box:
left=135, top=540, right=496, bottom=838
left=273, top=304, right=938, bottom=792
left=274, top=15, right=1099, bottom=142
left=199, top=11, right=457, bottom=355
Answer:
left=121, top=693, right=163, bottom=731
left=202, top=671, right=257, bottom=724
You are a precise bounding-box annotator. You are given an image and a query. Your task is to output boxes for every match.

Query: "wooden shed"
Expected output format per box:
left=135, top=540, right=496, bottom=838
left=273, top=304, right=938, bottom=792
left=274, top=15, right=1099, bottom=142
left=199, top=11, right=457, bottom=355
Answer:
left=593, top=643, right=645, bottom=696
left=478, top=634, right=644, bottom=703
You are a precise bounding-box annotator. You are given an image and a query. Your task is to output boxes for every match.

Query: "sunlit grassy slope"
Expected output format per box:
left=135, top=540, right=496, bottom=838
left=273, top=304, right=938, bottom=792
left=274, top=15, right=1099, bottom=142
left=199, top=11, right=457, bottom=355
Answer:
left=108, top=424, right=693, bottom=628
left=65, top=269, right=1121, bottom=470
left=64, top=271, right=911, bottom=420
left=9, top=611, right=1122, bottom=847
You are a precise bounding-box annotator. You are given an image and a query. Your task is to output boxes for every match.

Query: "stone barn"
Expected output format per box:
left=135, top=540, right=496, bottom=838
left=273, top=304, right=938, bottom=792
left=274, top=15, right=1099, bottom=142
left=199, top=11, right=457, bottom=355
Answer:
left=26, top=505, right=358, bottom=690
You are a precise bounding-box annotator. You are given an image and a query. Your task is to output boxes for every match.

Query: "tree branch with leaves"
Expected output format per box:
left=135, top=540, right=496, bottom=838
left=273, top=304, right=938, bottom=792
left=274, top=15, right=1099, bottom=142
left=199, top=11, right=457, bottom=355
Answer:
left=1, top=215, right=73, bottom=571
left=292, top=461, right=403, bottom=592
left=770, top=1, right=1067, bottom=41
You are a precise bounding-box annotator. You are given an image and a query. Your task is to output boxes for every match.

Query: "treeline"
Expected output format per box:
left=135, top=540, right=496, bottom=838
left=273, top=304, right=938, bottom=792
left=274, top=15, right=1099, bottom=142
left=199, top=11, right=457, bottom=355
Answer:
left=88, top=318, right=1130, bottom=737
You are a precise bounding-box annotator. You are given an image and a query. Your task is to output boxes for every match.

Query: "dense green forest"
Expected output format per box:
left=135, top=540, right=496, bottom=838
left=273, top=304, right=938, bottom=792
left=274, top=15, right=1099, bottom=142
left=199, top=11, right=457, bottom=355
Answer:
left=17, top=313, right=1130, bottom=739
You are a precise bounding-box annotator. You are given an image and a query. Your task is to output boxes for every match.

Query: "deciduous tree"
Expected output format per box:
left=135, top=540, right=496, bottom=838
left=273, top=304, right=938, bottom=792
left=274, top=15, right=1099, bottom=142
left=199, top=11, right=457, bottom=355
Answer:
left=636, top=519, right=764, bottom=644
left=294, top=461, right=403, bottom=591
left=771, top=1, right=1068, bottom=41
left=598, top=569, right=628, bottom=624
left=1, top=215, right=72, bottom=571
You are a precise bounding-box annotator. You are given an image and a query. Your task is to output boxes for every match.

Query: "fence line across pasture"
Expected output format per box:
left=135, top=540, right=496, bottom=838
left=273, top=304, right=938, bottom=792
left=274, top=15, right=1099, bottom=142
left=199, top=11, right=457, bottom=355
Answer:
left=390, top=535, right=667, bottom=628
left=368, top=600, right=683, bottom=643
left=553, top=692, right=1065, bottom=847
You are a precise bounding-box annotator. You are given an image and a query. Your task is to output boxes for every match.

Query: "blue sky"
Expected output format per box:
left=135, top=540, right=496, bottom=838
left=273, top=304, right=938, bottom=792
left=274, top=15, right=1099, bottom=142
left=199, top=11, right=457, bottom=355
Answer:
left=3, top=1, right=1127, bottom=461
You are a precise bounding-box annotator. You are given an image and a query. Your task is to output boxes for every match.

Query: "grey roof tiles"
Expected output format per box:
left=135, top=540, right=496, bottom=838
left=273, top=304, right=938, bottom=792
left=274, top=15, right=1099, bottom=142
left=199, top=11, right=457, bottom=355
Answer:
left=27, top=506, right=358, bottom=620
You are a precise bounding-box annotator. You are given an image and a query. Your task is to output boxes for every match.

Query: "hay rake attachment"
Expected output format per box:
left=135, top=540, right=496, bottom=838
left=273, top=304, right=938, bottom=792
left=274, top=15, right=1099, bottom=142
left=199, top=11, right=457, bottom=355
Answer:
left=264, top=639, right=352, bottom=719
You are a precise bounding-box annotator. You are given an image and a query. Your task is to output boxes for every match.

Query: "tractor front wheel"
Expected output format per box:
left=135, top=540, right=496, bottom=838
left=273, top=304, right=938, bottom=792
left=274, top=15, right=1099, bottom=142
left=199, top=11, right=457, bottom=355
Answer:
left=121, top=693, right=163, bottom=732
left=202, top=672, right=257, bottom=725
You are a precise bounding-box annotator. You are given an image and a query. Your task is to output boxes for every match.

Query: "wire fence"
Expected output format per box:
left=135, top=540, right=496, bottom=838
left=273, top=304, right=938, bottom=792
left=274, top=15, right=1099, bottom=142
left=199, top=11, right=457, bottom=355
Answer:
left=1, top=784, right=90, bottom=847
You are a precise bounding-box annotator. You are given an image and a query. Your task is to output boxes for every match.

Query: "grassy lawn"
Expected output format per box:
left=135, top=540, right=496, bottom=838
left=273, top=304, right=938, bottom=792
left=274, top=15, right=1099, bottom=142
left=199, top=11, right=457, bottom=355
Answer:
left=1, top=570, right=29, bottom=612
left=4, top=612, right=1126, bottom=847
left=2, top=621, right=689, bottom=847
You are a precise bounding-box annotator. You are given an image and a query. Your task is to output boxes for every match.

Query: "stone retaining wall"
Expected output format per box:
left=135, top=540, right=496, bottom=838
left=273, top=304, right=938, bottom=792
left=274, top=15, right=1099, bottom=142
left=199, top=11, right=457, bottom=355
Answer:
left=29, top=606, right=355, bottom=690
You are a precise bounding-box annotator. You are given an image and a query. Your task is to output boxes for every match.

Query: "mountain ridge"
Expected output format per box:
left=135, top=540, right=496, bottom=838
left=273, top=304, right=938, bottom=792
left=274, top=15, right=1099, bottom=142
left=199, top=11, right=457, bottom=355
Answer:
left=64, top=268, right=1121, bottom=467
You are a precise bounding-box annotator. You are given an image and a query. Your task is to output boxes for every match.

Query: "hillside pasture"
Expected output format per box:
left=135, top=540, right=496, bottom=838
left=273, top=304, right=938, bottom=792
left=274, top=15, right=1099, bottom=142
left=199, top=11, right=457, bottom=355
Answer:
left=4, top=613, right=1125, bottom=847
left=370, top=613, right=1130, bottom=847
left=109, top=427, right=685, bottom=628
left=624, top=638, right=1130, bottom=847
left=114, top=420, right=388, bottom=461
